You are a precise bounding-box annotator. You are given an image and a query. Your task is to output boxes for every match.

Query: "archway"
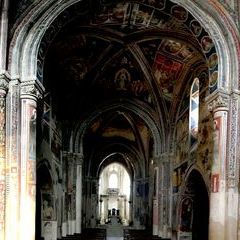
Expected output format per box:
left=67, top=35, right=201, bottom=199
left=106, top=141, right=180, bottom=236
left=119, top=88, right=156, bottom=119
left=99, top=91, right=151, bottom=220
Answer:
left=178, top=170, right=209, bottom=240
left=99, top=162, right=131, bottom=226
left=2, top=1, right=240, bottom=240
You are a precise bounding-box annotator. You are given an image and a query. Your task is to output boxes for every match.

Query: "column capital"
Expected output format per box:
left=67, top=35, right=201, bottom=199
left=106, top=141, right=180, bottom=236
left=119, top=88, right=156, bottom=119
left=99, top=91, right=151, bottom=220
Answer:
left=0, top=73, right=10, bottom=92
left=156, top=153, right=174, bottom=164
left=20, top=79, right=45, bottom=100
left=73, top=153, right=84, bottom=165
left=62, top=151, right=83, bottom=165
left=206, top=90, right=229, bottom=112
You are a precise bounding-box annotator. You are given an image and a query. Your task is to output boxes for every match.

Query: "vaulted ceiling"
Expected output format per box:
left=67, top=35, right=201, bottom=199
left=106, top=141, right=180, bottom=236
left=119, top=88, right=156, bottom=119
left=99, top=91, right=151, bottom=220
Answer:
left=43, top=0, right=215, bottom=175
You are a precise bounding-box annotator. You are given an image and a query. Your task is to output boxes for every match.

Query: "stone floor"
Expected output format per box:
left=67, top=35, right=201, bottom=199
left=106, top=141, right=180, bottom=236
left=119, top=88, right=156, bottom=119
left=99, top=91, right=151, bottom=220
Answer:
left=106, top=216, right=123, bottom=240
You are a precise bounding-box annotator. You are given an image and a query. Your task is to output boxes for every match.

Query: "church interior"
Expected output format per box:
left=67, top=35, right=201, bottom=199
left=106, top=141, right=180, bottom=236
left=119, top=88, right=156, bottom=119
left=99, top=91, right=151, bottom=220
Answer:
left=0, top=0, right=240, bottom=240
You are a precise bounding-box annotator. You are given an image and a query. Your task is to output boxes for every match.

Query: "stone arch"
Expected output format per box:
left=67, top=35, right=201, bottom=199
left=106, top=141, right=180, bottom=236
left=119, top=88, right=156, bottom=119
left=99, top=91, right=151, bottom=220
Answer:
left=7, top=0, right=239, bottom=94
left=177, top=167, right=210, bottom=240
left=36, top=159, right=55, bottom=185
left=72, top=99, right=162, bottom=158
left=95, top=147, right=141, bottom=179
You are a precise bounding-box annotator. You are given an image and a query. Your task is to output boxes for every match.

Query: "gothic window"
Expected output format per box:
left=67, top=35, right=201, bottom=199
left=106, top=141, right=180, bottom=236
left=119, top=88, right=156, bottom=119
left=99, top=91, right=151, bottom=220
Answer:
left=189, top=78, right=199, bottom=147
left=109, top=173, right=118, bottom=188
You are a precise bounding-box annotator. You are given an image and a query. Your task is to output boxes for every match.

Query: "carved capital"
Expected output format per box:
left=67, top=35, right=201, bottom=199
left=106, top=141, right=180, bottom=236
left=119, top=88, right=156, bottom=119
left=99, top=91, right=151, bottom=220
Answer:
left=207, top=91, right=229, bottom=112
left=20, top=80, right=44, bottom=100
left=74, top=153, right=84, bottom=165
left=62, top=152, right=83, bottom=165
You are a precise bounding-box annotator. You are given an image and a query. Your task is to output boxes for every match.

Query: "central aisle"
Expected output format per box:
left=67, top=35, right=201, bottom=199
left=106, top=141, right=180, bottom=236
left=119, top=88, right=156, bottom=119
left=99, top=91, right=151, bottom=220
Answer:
left=106, top=216, right=124, bottom=240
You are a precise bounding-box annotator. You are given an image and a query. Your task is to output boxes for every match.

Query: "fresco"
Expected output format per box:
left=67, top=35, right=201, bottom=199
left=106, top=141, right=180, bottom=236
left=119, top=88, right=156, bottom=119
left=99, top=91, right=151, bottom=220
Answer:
left=190, top=20, right=202, bottom=36
left=102, top=127, right=136, bottom=141
left=132, top=4, right=154, bottom=27
left=175, top=112, right=189, bottom=164
left=41, top=193, right=55, bottom=221
left=161, top=39, right=195, bottom=61
left=96, top=54, right=152, bottom=105
left=198, top=116, right=213, bottom=173
left=153, top=53, right=183, bottom=99
left=201, top=36, right=214, bottom=53
left=179, top=198, right=193, bottom=232
left=139, top=39, right=163, bottom=66
left=171, top=5, right=188, bottom=22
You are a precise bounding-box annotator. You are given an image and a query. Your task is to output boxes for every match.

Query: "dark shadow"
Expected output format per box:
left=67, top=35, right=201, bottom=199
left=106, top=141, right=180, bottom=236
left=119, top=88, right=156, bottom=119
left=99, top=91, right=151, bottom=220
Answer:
left=35, top=163, right=53, bottom=240
left=187, top=170, right=209, bottom=240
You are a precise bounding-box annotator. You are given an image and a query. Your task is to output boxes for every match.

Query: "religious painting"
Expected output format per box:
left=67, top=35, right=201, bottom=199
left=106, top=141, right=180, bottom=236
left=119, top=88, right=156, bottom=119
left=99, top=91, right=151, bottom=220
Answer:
left=176, top=113, right=189, bottom=163
left=132, top=4, right=154, bottom=27
left=190, top=20, right=202, bottom=36
left=114, top=68, right=131, bottom=90
left=153, top=0, right=166, bottom=10
left=212, top=117, right=221, bottom=173
left=41, top=193, right=55, bottom=221
left=208, top=53, right=218, bottom=70
left=111, top=3, right=131, bottom=24
left=209, top=71, right=218, bottom=88
left=179, top=198, right=193, bottom=232
left=42, top=221, right=57, bottom=240
left=163, top=40, right=182, bottom=54
left=29, top=105, right=37, bottom=161
left=171, top=5, right=188, bottom=22
left=139, top=39, right=163, bottom=66
left=162, top=40, right=194, bottom=61
left=201, top=36, right=214, bottom=52
left=198, top=116, right=213, bottom=172
left=153, top=54, right=183, bottom=99
left=150, top=10, right=169, bottom=28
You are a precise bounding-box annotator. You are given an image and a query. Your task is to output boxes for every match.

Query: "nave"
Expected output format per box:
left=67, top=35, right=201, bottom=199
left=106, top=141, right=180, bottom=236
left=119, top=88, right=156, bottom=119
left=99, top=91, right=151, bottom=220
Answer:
left=0, top=1, right=239, bottom=240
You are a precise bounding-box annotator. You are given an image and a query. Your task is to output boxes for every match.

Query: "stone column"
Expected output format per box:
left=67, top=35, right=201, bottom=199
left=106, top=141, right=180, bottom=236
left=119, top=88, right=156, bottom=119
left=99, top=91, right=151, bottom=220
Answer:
left=207, top=92, right=229, bottom=240
left=75, top=153, right=83, bottom=233
left=124, top=198, right=127, bottom=220
left=152, top=166, right=159, bottom=236
left=5, top=78, right=20, bottom=240
left=19, top=80, right=44, bottom=240
left=0, top=74, right=8, bottom=240
left=158, top=154, right=172, bottom=239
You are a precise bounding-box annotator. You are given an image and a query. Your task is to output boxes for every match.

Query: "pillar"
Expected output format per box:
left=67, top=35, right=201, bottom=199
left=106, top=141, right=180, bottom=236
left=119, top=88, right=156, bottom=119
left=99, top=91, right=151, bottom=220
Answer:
left=19, top=80, right=44, bottom=240
left=152, top=166, right=159, bottom=236
left=124, top=198, right=127, bottom=220
left=5, top=78, right=20, bottom=240
left=158, top=154, right=172, bottom=239
left=207, top=92, right=229, bottom=240
left=75, top=153, right=83, bottom=233
left=0, top=74, right=8, bottom=240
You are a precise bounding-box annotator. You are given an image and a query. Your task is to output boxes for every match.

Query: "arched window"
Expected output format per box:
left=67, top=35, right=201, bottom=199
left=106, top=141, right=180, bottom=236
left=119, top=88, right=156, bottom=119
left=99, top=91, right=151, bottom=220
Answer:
left=189, top=78, right=199, bottom=147
left=109, top=173, right=118, bottom=188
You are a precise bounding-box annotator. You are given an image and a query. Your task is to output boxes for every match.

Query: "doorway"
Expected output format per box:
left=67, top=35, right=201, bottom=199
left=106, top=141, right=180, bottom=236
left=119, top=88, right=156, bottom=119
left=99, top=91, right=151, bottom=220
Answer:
left=179, top=170, right=209, bottom=240
left=99, top=163, right=131, bottom=226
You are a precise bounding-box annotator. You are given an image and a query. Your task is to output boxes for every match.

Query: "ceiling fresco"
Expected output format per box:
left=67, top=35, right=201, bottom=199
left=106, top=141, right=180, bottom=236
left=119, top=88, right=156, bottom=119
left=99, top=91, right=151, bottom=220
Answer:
left=41, top=0, right=217, bottom=168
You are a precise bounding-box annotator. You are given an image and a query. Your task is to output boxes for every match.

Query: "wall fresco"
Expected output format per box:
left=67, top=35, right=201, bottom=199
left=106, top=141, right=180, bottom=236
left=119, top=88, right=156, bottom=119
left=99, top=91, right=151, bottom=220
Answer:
left=175, top=112, right=189, bottom=165
left=153, top=53, right=183, bottom=100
